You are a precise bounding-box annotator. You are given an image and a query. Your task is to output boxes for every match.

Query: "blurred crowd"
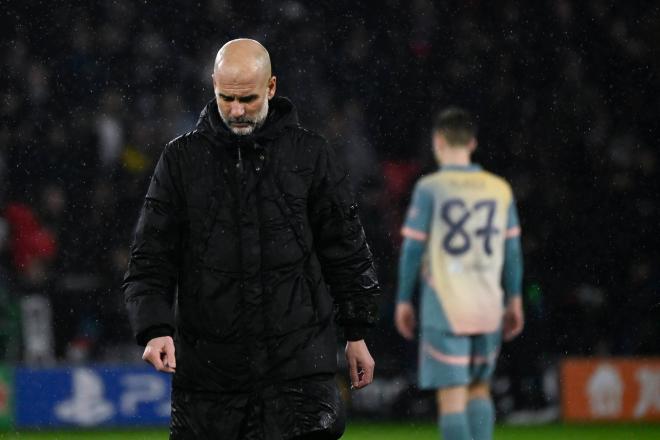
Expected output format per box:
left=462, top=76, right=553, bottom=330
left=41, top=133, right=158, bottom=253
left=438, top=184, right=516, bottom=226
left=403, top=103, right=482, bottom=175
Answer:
left=2, top=0, right=658, bottom=407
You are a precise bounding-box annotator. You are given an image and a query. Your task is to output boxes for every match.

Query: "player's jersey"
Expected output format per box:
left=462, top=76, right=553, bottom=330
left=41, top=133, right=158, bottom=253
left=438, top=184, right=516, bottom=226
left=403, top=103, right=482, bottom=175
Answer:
left=401, top=164, right=520, bottom=334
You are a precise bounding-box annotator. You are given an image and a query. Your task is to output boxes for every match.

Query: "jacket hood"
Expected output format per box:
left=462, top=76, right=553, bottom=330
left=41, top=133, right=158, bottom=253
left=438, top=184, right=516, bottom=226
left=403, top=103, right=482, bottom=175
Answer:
left=195, top=96, right=299, bottom=145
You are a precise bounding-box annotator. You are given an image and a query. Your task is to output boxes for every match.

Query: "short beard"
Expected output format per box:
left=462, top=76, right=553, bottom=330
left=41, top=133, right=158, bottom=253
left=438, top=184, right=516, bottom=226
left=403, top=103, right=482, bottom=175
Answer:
left=220, top=99, right=269, bottom=136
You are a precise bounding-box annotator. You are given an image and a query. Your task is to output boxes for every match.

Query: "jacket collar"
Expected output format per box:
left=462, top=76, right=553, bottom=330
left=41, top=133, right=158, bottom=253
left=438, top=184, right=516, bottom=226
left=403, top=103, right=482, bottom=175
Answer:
left=195, top=96, right=299, bottom=147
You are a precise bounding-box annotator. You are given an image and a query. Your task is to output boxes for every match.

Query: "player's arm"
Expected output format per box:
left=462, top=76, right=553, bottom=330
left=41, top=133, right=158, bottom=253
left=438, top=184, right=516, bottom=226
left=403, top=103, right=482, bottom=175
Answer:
left=122, top=142, right=184, bottom=372
left=502, top=199, right=524, bottom=341
left=395, top=181, right=433, bottom=340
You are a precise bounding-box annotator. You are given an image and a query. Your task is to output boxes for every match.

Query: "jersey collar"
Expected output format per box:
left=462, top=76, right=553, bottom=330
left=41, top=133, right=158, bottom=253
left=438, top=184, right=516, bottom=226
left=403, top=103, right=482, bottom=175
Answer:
left=441, top=164, right=482, bottom=172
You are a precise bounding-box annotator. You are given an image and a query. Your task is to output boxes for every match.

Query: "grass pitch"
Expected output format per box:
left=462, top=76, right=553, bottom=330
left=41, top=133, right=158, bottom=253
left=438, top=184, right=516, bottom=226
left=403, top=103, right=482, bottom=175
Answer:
left=2, top=422, right=659, bottom=439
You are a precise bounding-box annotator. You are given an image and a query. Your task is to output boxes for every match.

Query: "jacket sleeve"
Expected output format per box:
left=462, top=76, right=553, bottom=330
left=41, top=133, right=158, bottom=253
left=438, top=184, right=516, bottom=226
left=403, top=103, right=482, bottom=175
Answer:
left=122, top=143, right=184, bottom=346
left=308, top=137, right=380, bottom=341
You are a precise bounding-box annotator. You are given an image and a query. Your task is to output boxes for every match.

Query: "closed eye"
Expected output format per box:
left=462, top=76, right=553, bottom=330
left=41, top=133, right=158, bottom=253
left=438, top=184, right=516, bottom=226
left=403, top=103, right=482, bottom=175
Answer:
left=217, top=93, right=258, bottom=103
left=238, top=95, right=258, bottom=103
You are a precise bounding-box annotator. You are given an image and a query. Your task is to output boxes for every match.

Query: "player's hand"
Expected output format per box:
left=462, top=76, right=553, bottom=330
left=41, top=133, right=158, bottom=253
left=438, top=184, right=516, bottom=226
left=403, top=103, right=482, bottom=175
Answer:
left=142, top=336, right=176, bottom=373
left=503, top=296, right=524, bottom=342
left=345, top=340, right=375, bottom=389
left=395, top=302, right=416, bottom=340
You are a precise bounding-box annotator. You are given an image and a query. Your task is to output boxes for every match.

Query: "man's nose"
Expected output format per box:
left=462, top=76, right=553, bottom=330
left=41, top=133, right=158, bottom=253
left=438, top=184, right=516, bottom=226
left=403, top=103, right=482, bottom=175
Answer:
left=229, top=102, right=245, bottom=118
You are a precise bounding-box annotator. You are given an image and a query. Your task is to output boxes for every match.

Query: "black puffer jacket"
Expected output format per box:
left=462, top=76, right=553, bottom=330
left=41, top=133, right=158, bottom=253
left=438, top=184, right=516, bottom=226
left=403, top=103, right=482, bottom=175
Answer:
left=123, top=97, right=380, bottom=393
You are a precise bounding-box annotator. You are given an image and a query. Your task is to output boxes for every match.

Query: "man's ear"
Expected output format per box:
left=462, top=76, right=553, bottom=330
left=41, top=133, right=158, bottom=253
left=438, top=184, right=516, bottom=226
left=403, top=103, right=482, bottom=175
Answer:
left=268, top=76, right=277, bottom=99
left=432, top=132, right=443, bottom=153
left=433, top=142, right=442, bottom=158
left=469, top=138, right=478, bottom=153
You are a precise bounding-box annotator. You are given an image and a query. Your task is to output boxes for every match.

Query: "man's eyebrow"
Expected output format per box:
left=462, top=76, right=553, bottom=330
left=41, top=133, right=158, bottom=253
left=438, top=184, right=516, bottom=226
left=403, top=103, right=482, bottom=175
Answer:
left=216, top=93, right=259, bottom=102
left=238, top=94, right=258, bottom=102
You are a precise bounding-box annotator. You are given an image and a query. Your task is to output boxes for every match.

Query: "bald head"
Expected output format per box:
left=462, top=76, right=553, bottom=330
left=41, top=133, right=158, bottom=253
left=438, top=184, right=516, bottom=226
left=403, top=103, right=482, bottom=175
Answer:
left=212, top=39, right=277, bottom=135
left=214, top=39, right=272, bottom=82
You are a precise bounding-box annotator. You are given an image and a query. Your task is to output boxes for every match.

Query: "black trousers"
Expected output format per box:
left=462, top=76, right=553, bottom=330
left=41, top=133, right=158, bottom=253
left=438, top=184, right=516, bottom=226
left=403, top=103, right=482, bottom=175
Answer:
left=170, top=374, right=346, bottom=440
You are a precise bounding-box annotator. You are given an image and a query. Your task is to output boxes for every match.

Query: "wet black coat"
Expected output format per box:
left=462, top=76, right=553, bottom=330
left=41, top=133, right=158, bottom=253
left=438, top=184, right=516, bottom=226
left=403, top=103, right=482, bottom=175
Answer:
left=122, top=97, right=379, bottom=395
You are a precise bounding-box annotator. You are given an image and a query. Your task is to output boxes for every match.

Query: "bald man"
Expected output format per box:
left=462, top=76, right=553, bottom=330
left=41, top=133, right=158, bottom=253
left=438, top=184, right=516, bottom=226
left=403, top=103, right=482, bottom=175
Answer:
left=123, top=39, right=380, bottom=439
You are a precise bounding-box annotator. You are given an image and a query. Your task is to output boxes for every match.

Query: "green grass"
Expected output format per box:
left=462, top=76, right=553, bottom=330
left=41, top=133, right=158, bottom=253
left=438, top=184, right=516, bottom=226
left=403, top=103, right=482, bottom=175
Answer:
left=2, top=422, right=659, bottom=439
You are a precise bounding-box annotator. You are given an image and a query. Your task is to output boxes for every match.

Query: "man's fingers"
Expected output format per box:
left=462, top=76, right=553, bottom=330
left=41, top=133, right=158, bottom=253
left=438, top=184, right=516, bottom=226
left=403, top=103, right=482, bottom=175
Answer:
left=354, top=359, right=375, bottom=389
left=159, top=360, right=176, bottom=373
left=348, top=357, right=359, bottom=388
left=506, top=327, right=521, bottom=341
left=142, top=346, right=165, bottom=371
left=142, top=344, right=176, bottom=373
left=361, top=359, right=375, bottom=387
left=395, top=310, right=416, bottom=340
left=345, top=341, right=376, bottom=390
left=402, top=315, right=415, bottom=340
left=513, top=318, right=524, bottom=338
left=503, top=315, right=515, bottom=341
left=503, top=314, right=523, bottom=341
left=164, top=340, right=177, bottom=370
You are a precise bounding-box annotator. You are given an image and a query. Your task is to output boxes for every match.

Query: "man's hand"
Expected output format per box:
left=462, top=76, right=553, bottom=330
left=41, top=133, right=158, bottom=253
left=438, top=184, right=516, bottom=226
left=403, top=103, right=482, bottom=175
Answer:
left=142, top=336, right=176, bottom=373
left=503, top=296, right=524, bottom=341
left=345, top=340, right=375, bottom=389
left=395, top=302, right=416, bottom=340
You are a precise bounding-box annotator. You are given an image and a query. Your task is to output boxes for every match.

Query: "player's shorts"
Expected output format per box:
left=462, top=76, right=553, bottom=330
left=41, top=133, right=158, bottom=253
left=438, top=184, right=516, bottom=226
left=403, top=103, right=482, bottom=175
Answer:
left=418, top=327, right=501, bottom=389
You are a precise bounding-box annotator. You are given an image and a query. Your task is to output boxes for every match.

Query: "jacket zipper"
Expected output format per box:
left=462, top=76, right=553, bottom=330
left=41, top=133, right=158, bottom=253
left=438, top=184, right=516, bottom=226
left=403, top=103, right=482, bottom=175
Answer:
left=236, top=145, right=244, bottom=292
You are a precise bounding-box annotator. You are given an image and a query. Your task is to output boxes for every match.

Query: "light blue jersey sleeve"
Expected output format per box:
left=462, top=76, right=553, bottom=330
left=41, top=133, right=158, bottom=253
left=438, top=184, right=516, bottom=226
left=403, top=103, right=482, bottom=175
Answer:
left=502, top=200, right=523, bottom=301
left=397, top=182, right=434, bottom=304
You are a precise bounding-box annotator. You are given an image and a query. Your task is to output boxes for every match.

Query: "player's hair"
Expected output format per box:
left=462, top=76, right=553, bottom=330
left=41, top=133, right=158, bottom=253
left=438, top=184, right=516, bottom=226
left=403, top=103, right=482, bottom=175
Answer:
left=432, top=107, right=477, bottom=146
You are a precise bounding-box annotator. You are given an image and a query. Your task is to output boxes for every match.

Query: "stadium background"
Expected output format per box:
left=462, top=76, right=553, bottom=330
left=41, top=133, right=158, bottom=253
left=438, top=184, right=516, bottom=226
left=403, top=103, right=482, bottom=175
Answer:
left=1, top=0, right=659, bottom=438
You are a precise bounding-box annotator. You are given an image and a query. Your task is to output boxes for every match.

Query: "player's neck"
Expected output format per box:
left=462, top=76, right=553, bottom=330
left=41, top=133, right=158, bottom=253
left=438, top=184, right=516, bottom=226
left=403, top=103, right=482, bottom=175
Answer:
left=440, top=155, right=471, bottom=167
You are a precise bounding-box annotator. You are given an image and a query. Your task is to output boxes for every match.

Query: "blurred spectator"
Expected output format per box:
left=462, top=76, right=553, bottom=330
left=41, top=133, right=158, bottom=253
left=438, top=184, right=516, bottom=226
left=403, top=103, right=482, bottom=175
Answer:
left=4, top=203, right=57, bottom=274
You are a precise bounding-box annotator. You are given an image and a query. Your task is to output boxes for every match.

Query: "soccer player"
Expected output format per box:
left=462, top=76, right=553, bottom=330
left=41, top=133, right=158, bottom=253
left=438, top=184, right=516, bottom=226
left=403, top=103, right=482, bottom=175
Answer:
left=395, top=107, right=524, bottom=440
